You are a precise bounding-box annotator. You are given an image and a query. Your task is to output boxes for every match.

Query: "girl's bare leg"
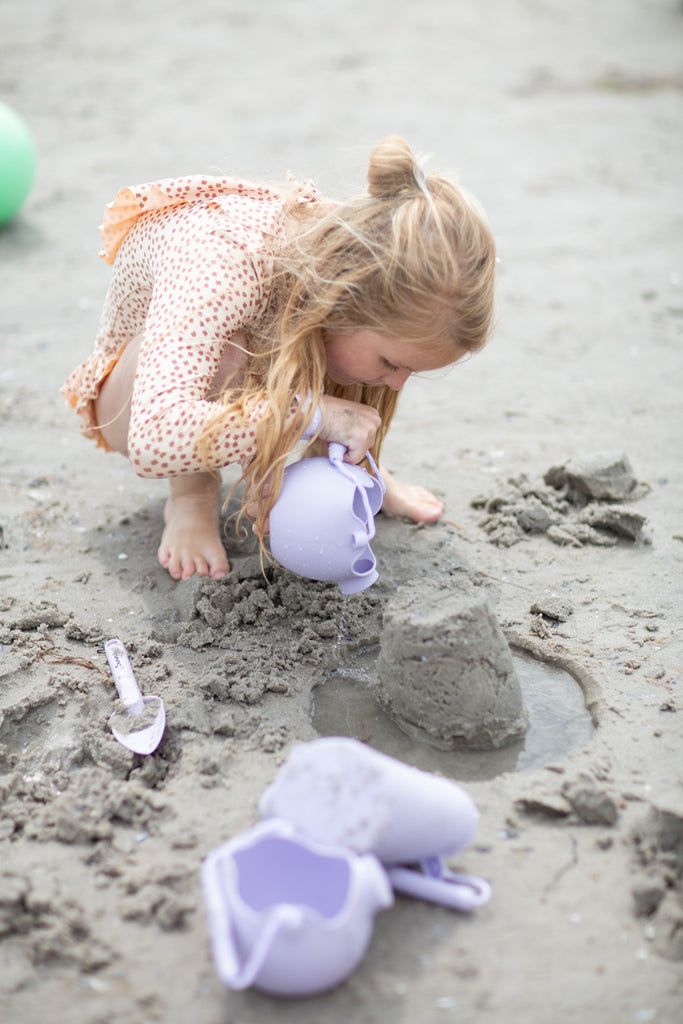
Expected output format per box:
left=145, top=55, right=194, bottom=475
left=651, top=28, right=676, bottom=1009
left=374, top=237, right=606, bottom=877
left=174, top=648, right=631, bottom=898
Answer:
left=158, top=472, right=230, bottom=580
left=93, top=332, right=235, bottom=581
left=380, top=467, right=444, bottom=523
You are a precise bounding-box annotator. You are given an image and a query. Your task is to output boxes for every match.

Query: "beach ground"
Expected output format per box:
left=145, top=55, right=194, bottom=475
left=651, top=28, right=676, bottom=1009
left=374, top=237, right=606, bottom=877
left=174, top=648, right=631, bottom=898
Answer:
left=1, top=2, right=682, bottom=1021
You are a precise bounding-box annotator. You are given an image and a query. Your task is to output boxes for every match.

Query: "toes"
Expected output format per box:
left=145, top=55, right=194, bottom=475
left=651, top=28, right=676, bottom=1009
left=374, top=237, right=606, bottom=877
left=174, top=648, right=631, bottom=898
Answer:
left=158, top=532, right=176, bottom=573
left=181, top=556, right=199, bottom=581
left=158, top=518, right=230, bottom=582
left=420, top=509, right=443, bottom=524
left=211, top=560, right=230, bottom=580
left=160, top=548, right=229, bottom=581
left=410, top=488, right=444, bottom=523
left=193, top=556, right=210, bottom=578
left=158, top=544, right=181, bottom=579
left=169, top=558, right=184, bottom=580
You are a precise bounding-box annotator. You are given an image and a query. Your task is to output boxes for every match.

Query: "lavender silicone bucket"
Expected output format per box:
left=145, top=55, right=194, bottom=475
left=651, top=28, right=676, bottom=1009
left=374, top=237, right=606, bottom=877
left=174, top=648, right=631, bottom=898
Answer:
left=200, top=819, right=392, bottom=996
left=269, top=444, right=385, bottom=594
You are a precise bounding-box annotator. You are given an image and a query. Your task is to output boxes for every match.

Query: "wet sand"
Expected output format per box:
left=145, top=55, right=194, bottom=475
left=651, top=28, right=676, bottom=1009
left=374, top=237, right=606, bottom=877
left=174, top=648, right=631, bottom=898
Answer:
left=1, top=1, right=682, bottom=1021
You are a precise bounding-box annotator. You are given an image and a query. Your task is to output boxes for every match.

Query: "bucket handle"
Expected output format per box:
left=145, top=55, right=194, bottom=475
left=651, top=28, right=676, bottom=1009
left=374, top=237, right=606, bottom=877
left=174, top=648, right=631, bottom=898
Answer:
left=388, top=858, right=492, bottom=912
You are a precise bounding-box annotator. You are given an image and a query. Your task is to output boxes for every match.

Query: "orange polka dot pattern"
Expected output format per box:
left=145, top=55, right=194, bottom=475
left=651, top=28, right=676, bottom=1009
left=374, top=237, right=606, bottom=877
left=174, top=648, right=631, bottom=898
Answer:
left=61, top=175, right=319, bottom=478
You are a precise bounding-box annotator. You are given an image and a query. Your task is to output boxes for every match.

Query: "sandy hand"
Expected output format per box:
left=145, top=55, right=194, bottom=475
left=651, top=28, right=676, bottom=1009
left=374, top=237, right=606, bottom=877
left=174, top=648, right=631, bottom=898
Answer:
left=318, top=395, right=381, bottom=464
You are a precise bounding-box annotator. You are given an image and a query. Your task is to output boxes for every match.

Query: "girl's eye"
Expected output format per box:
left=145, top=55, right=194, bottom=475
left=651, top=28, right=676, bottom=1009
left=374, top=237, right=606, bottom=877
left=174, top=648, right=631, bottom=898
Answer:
left=381, top=358, right=400, bottom=372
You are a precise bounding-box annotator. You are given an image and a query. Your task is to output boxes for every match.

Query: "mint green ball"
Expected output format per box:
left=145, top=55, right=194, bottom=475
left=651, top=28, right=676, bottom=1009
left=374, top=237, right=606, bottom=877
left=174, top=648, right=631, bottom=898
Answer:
left=0, top=103, right=36, bottom=226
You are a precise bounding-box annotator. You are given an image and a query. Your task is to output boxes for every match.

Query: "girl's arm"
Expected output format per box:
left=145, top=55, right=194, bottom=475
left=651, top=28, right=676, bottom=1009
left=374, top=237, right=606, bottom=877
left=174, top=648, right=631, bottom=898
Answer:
left=126, top=227, right=270, bottom=478
left=125, top=208, right=382, bottom=480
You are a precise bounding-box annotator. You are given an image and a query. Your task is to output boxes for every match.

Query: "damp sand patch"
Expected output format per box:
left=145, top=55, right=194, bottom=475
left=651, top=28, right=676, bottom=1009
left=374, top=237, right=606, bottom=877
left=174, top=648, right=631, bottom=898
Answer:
left=312, top=580, right=596, bottom=781
left=0, top=677, right=84, bottom=775
left=312, top=648, right=595, bottom=781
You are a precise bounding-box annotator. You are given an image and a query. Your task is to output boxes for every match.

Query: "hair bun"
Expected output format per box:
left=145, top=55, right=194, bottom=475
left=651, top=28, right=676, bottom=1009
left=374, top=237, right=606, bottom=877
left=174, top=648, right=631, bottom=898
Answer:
left=366, top=136, right=426, bottom=199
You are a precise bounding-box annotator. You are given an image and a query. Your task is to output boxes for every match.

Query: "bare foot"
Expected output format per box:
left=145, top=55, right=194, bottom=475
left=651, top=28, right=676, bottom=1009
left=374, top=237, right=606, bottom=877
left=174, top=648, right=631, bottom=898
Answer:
left=158, top=473, right=230, bottom=581
left=380, top=467, right=444, bottom=523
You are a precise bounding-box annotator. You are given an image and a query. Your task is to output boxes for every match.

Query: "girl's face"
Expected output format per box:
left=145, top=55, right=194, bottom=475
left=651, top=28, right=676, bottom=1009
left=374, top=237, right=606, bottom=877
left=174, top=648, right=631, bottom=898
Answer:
left=324, top=328, right=462, bottom=391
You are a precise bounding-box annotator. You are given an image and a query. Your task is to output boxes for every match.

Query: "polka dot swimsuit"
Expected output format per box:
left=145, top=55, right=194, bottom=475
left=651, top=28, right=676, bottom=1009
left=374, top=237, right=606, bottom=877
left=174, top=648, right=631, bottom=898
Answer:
left=61, top=175, right=319, bottom=477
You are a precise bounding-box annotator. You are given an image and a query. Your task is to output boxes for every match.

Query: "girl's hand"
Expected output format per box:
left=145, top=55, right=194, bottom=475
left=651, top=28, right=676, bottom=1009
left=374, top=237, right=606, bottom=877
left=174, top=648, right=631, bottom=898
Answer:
left=380, top=467, right=444, bottom=523
left=318, top=395, right=381, bottom=464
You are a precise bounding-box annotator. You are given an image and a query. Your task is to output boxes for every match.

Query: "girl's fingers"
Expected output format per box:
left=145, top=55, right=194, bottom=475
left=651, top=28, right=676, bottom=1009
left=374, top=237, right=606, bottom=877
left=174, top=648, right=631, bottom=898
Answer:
left=318, top=396, right=381, bottom=461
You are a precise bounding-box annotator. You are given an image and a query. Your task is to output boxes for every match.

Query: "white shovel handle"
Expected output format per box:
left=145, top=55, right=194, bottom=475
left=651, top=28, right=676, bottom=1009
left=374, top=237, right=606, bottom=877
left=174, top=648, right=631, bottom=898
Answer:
left=105, top=638, right=143, bottom=709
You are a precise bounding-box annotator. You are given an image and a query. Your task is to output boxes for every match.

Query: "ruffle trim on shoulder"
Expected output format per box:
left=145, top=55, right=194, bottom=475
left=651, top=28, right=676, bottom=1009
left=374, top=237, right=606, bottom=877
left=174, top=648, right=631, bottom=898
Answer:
left=286, top=174, right=320, bottom=205
left=98, top=175, right=293, bottom=264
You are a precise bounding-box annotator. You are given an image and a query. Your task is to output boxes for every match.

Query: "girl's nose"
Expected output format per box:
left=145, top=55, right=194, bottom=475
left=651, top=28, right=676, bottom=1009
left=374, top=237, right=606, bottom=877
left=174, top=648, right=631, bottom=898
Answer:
left=384, top=369, right=412, bottom=390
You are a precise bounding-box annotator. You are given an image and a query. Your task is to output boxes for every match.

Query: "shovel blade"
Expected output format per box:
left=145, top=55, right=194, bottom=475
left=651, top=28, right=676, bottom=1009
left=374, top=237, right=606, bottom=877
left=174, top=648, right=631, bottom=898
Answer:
left=109, top=695, right=166, bottom=755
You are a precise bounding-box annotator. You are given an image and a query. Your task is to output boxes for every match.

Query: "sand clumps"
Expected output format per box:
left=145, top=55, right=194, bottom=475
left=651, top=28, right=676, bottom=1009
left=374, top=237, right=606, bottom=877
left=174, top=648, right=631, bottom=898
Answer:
left=631, top=789, right=683, bottom=961
left=543, top=452, right=643, bottom=503
left=472, top=452, right=648, bottom=548
left=375, top=579, right=528, bottom=750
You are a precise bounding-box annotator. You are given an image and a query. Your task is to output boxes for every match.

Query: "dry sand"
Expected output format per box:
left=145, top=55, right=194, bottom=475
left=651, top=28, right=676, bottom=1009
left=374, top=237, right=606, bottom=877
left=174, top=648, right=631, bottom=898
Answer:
left=1, top=1, right=682, bottom=1021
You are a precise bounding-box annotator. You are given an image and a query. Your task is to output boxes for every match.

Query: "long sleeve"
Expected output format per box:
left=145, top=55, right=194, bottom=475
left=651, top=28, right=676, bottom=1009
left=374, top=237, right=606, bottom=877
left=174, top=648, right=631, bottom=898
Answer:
left=126, top=205, right=270, bottom=477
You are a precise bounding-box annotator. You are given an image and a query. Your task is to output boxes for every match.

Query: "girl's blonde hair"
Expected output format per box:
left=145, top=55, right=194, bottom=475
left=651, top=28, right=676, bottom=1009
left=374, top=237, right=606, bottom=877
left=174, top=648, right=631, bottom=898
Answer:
left=200, top=136, right=496, bottom=544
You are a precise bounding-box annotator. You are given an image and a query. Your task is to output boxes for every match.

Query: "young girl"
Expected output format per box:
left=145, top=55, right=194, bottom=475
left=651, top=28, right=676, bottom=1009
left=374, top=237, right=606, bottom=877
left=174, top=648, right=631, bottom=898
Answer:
left=62, top=137, right=496, bottom=582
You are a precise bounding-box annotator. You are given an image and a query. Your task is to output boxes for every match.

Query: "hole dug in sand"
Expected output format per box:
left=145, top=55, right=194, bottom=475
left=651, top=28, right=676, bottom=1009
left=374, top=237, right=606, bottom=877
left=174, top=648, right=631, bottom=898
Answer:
left=312, top=579, right=596, bottom=782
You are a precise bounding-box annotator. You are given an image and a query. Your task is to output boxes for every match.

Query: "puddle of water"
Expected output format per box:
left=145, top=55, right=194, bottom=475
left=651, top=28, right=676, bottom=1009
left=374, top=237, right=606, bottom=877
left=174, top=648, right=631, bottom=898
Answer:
left=312, top=648, right=595, bottom=781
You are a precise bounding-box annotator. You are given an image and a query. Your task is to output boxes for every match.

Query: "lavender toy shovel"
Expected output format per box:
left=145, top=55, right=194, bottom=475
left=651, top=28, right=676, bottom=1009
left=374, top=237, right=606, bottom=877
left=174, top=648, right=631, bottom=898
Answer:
left=105, top=638, right=166, bottom=755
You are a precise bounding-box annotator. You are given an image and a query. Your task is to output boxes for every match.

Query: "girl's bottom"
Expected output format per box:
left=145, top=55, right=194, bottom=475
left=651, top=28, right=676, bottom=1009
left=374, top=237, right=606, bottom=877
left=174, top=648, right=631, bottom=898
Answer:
left=92, top=334, right=232, bottom=581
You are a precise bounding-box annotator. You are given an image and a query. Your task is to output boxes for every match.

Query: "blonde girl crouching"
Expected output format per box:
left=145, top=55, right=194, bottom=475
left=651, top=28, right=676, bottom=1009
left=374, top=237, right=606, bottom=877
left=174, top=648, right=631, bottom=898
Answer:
left=62, top=136, right=496, bottom=581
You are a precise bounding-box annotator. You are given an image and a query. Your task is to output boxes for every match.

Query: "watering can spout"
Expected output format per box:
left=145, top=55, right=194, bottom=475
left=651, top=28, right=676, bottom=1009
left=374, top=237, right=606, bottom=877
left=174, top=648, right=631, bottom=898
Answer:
left=338, top=562, right=379, bottom=595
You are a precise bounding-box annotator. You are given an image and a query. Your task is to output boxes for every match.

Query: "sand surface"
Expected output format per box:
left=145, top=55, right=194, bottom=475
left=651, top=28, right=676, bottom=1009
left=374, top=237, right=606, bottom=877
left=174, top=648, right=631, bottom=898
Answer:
left=1, top=1, right=682, bottom=1021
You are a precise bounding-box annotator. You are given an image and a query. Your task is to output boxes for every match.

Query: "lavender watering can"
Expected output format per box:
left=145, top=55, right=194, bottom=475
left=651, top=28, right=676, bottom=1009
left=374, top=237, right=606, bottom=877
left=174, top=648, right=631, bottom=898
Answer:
left=200, top=818, right=393, bottom=997
left=269, top=443, right=386, bottom=594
